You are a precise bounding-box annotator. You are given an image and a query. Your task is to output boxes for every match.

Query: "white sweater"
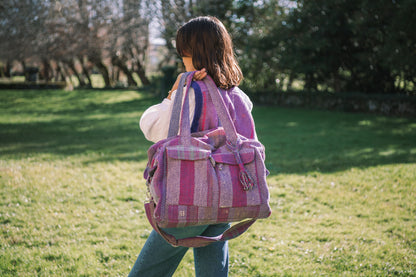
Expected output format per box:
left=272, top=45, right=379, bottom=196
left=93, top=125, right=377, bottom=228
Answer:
left=140, top=87, right=196, bottom=143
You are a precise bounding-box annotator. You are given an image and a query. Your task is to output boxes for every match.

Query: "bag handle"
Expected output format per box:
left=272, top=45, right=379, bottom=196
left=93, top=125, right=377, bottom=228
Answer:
left=168, top=71, right=239, bottom=145
left=201, top=75, right=239, bottom=145
left=167, top=72, right=192, bottom=138
left=145, top=201, right=256, bottom=248
left=178, top=73, right=197, bottom=145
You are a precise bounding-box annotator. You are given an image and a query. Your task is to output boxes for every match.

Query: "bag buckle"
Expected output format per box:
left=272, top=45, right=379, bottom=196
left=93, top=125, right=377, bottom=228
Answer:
left=226, top=140, right=255, bottom=191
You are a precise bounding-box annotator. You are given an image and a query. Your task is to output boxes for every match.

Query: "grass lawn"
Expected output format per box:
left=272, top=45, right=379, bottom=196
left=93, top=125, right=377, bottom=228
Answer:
left=0, top=89, right=415, bottom=276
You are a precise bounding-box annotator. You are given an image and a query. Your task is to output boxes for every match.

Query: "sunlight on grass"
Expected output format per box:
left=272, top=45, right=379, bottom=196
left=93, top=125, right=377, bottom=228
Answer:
left=1, top=89, right=415, bottom=276
left=358, top=120, right=372, bottom=126
left=379, top=149, right=396, bottom=156
left=286, top=121, right=298, bottom=127
left=104, top=90, right=142, bottom=104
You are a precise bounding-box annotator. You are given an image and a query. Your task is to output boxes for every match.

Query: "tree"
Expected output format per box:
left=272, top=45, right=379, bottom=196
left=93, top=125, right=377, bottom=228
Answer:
left=381, top=0, right=416, bottom=93
left=0, top=0, right=154, bottom=88
left=256, top=0, right=415, bottom=94
left=108, top=0, right=152, bottom=86
left=0, top=0, right=48, bottom=79
left=157, top=0, right=234, bottom=68
left=230, top=0, right=289, bottom=90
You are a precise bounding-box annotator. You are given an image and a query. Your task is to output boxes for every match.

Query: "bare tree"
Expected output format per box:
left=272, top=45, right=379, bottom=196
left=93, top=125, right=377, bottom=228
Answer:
left=0, top=0, right=48, bottom=79
left=158, top=0, right=192, bottom=65
left=1, top=0, right=154, bottom=88
left=107, top=0, right=153, bottom=86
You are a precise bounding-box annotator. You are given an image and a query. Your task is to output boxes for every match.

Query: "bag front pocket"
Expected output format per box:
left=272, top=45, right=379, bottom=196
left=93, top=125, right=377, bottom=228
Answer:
left=165, top=145, right=215, bottom=207
left=212, top=148, right=262, bottom=208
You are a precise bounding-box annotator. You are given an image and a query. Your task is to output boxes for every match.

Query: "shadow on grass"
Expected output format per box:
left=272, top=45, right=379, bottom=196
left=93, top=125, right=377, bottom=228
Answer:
left=1, top=89, right=415, bottom=173
left=0, top=118, right=149, bottom=162
left=0, top=90, right=156, bottom=163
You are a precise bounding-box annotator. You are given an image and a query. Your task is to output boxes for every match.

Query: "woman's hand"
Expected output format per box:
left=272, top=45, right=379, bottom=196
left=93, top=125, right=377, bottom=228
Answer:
left=167, top=69, right=207, bottom=100
left=193, top=68, right=207, bottom=81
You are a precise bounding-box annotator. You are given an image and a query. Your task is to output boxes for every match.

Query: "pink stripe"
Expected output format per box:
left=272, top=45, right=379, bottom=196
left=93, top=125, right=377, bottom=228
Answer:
left=200, top=89, right=207, bottom=130
left=193, top=161, right=208, bottom=206
left=218, top=208, right=230, bottom=221
left=179, top=160, right=195, bottom=205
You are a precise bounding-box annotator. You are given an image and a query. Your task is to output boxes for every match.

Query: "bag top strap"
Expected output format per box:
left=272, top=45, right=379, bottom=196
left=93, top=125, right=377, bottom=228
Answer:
left=178, top=73, right=197, bottom=142
left=167, top=72, right=191, bottom=138
left=201, top=75, right=239, bottom=145
left=169, top=71, right=239, bottom=145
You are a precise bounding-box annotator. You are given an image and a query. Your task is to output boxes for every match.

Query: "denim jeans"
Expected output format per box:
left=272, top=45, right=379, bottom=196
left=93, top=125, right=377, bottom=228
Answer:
left=128, top=223, right=230, bottom=277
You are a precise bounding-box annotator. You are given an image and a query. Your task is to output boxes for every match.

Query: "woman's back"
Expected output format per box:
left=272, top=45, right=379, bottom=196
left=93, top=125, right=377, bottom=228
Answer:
left=191, top=81, right=257, bottom=140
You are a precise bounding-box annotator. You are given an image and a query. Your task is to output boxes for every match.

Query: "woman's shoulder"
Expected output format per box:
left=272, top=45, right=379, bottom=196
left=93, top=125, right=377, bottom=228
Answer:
left=225, top=86, right=253, bottom=111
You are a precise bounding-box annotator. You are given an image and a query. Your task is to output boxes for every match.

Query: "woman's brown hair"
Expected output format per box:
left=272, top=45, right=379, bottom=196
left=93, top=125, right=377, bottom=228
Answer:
left=176, top=16, right=243, bottom=90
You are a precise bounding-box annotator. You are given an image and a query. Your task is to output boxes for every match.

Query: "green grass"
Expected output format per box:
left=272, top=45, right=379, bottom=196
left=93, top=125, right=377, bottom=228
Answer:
left=1, top=89, right=415, bottom=276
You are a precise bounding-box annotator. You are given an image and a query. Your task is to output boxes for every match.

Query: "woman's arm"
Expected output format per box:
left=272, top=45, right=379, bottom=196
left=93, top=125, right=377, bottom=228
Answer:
left=139, top=88, right=196, bottom=143
left=140, top=69, right=206, bottom=142
left=229, top=88, right=257, bottom=140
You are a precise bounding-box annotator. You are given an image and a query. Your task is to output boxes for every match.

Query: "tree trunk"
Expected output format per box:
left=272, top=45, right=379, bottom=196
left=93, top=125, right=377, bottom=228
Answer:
left=55, top=63, right=62, bottom=82
left=21, top=60, right=27, bottom=81
left=1, top=60, right=11, bottom=78
left=41, top=59, right=52, bottom=81
left=79, top=56, right=92, bottom=88
left=304, top=73, right=317, bottom=91
left=333, top=73, right=341, bottom=93
left=66, top=59, right=86, bottom=87
left=21, top=60, right=33, bottom=82
left=61, top=62, right=76, bottom=87
left=112, top=55, right=137, bottom=87
left=56, top=62, right=68, bottom=82
left=130, top=45, right=151, bottom=86
left=5, top=60, right=12, bottom=78
left=95, top=60, right=111, bottom=88
left=90, top=57, right=111, bottom=88
left=88, top=50, right=111, bottom=87
left=115, top=67, right=121, bottom=83
left=134, top=59, right=150, bottom=86
left=287, top=72, right=295, bottom=90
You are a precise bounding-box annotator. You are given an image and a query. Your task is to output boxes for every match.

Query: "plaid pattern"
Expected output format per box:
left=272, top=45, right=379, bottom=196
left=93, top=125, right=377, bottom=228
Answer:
left=143, top=73, right=271, bottom=246
left=145, top=74, right=271, bottom=230
left=147, top=132, right=270, bottom=228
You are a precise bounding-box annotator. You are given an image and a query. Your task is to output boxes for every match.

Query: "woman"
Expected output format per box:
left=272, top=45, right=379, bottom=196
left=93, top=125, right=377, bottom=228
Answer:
left=130, top=16, right=258, bottom=277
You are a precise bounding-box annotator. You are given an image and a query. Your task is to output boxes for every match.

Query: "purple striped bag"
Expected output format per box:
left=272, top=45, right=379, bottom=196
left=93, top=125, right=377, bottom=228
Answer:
left=143, top=71, right=271, bottom=247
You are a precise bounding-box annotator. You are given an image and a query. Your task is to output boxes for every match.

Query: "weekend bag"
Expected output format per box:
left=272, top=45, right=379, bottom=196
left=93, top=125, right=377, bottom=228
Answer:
left=143, top=71, right=271, bottom=247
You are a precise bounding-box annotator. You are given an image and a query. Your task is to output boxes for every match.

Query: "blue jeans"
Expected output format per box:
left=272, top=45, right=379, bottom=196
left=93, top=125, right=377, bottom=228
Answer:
left=128, top=223, right=230, bottom=277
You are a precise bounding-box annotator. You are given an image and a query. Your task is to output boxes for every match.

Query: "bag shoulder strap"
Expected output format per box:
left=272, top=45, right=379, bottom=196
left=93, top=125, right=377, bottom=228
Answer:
left=167, top=72, right=191, bottom=137
left=145, top=201, right=255, bottom=248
